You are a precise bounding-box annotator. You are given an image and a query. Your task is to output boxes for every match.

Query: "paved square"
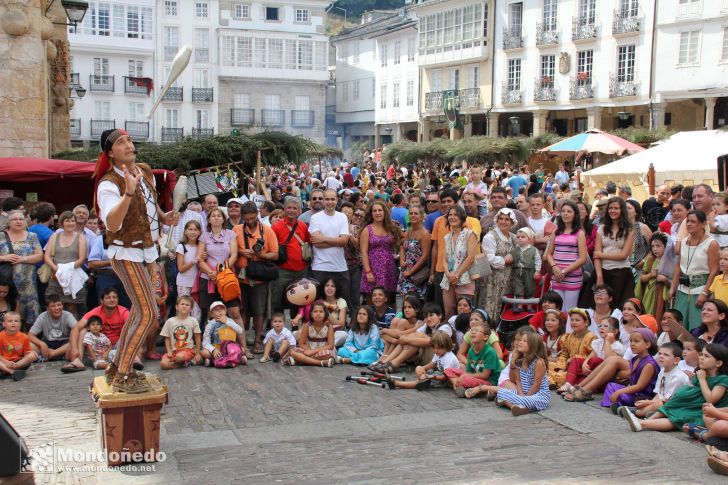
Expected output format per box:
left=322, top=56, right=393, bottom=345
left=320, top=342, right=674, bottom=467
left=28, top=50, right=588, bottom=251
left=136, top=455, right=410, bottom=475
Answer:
left=1, top=359, right=723, bottom=484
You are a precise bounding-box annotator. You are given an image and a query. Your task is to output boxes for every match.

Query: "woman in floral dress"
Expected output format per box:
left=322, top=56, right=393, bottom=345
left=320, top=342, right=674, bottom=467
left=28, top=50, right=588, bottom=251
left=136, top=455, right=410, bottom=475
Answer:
left=360, top=200, right=401, bottom=301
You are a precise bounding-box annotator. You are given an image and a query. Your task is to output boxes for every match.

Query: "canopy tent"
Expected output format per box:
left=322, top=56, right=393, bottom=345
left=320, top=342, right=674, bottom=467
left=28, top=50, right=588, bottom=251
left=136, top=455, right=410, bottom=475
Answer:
left=538, top=129, right=645, bottom=160
left=0, top=158, right=176, bottom=211
left=580, top=130, right=728, bottom=201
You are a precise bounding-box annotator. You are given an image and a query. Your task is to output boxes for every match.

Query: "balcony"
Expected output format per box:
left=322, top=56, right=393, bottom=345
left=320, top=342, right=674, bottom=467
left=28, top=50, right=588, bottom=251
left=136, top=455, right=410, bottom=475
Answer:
left=570, top=76, right=595, bottom=100
left=70, top=118, right=81, bottom=137
left=230, top=108, right=255, bottom=126
left=90, top=119, right=115, bottom=137
left=70, top=73, right=80, bottom=87
left=612, top=11, right=641, bottom=35
left=163, top=86, right=183, bottom=102
left=534, top=78, right=557, bottom=101
left=261, top=109, right=285, bottom=127
left=191, top=87, right=213, bottom=102
left=502, top=27, right=524, bottom=50
left=501, top=85, right=523, bottom=104
left=424, top=91, right=444, bottom=111
left=124, top=76, right=150, bottom=95
left=89, top=75, right=114, bottom=92
left=609, top=74, right=638, bottom=97
left=191, top=128, right=214, bottom=139
left=195, top=47, right=209, bottom=63
left=161, top=127, right=184, bottom=143
left=125, top=121, right=149, bottom=139
left=572, top=17, right=597, bottom=41
left=536, top=23, right=560, bottom=46
left=164, top=46, right=178, bottom=61
left=458, top=88, right=480, bottom=108
left=291, top=110, right=315, bottom=128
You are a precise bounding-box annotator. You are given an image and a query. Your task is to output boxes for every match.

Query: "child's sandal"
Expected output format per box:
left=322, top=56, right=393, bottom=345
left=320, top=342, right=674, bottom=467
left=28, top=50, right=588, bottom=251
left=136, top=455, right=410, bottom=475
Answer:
left=556, top=383, right=574, bottom=395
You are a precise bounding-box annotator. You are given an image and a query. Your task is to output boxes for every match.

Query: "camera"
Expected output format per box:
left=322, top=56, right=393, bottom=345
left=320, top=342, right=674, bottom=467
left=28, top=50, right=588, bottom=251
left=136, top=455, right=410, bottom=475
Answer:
left=252, top=239, right=264, bottom=253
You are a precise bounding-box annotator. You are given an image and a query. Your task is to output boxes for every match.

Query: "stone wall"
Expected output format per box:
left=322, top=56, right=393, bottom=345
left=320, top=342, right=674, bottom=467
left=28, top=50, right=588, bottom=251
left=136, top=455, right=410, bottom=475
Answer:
left=0, top=0, right=70, bottom=158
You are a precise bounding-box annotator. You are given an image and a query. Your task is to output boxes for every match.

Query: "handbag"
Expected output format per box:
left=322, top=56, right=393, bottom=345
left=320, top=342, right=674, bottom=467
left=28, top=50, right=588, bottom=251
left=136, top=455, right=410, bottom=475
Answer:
left=290, top=231, right=312, bottom=262
left=469, top=253, right=491, bottom=281
left=0, top=231, right=15, bottom=282
left=410, top=263, right=430, bottom=286
left=242, top=223, right=279, bottom=282
left=37, top=234, right=55, bottom=284
left=277, top=222, right=299, bottom=264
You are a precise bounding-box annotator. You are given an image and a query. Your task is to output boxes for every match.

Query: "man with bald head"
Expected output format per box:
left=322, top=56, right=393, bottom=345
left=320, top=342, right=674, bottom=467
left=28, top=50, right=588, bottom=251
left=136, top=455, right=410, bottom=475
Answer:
left=642, top=184, right=671, bottom=231
left=201, top=193, right=219, bottom=230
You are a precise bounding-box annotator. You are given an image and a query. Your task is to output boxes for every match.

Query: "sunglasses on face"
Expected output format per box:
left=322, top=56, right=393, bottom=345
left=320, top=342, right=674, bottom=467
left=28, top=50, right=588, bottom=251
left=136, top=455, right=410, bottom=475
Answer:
left=311, top=197, right=323, bottom=201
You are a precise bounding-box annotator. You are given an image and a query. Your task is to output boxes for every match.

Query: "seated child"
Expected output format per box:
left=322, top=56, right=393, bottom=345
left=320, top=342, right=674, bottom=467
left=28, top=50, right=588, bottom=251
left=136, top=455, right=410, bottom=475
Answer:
left=680, top=338, right=703, bottom=379
left=0, top=312, right=36, bottom=381
left=528, top=292, right=563, bottom=334
left=626, top=342, right=690, bottom=418
left=623, top=343, right=728, bottom=438
left=492, top=326, right=539, bottom=399
left=82, top=316, right=111, bottom=370
left=542, top=309, right=567, bottom=388
left=260, top=312, right=296, bottom=363
left=490, top=331, right=550, bottom=415
left=379, top=295, right=423, bottom=357
left=456, top=309, right=503, bottom=366
left=287, top=300, right=336, bottom=367
left=703, top=404, right=728, bottom=453
left=657, top=309, right=684, bottom=347
left=371, top=286, right=396, bottom=329
left=336, top=305, right=383, bottom=366
left=448, top=296, right=474, bottom=344
left=580, top=316, right=624, bottom=378
left=619, top=298, right=644, bottom=349
left=444, top=320, right=502, bottom=397
left=201, top=301, right=245, bottom=366
left=28, top=295, right=76, bottom=364
left=511, top=227, right=541, bottom=312
left=389, top=331, right=460, bottom=390
left=160, top=296, right=202, bottom=369
left=555, top=308, right=597, bottom=393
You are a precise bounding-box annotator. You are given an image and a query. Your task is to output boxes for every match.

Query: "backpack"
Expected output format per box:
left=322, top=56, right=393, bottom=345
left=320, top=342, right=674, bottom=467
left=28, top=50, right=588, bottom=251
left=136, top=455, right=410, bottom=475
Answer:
left=216, top=262, right=240, bottom=302
left=214, top=340, right=244, bottom=368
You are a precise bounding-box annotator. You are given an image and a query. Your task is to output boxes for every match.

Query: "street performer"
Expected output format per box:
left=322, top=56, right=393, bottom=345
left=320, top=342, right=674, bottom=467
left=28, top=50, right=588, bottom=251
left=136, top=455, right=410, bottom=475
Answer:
left=94, top=129, right=178, bottom=393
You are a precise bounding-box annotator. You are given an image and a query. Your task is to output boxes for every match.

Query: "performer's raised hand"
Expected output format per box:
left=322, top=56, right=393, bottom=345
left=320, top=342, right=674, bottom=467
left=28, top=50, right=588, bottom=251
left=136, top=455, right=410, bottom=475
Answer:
left=122, top=166, right=141, bottom=195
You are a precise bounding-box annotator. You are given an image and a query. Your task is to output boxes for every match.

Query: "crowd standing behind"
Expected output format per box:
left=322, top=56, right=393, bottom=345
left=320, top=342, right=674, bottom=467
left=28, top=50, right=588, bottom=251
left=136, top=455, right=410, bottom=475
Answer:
left=2, top=156, right=728, bottom=472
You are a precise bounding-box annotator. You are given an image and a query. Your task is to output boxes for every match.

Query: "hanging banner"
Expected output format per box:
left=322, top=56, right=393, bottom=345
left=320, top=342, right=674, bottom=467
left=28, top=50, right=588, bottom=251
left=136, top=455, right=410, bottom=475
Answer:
left=443, top=90, right=462, bottom=130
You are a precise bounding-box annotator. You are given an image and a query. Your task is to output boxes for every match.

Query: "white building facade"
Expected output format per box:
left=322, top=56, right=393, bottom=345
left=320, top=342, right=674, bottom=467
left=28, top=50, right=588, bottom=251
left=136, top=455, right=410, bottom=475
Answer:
left=68, top=0, right=156, bottom=145
left=653, top=0, right=728, bottom=132
left=216, top=0, right=329, bottom=143
left=491, top=0, right=656, bottom=137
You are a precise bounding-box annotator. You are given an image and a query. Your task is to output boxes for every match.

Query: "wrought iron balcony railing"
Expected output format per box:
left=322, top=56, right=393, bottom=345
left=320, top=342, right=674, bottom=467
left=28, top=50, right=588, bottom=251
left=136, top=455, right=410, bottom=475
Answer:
left=533, top=78, right=557, bottom=101
left=424, top=91, right=444, bottom=111
left=161, top=127, right=184, bottom=143
left=163, top=86, right=183, bottom=102
left=230, top=108, right=255, bottom=126
left=261, top=109, right=285, bottom=127
left=570, top=76, right=595, bottom=99
left=90, top=119, right=115, bottom=136
left=612, top=10, right=641, bottom=34
left=458, top=88, right=480, bottom=108
left=503, top=27, right=524, bottom=50
left=291, top=110, right=315, bottom=128
left=124, top=76, right=149, bottom=95
left=609, top=74, right=638, bottom=97
left=125, top=121, right=149, bottom=139
left=70, top=118, right=81, bottom=137
left=501, top=85, right=523, bottom=104
left=191, top=128, right=214, bottom=139
left=536, top=23, right=560, bottom=46
left=572, top=16, right=597, bottom=41
left=89, top=75, right=114, bottom=92
left=191, top=87, right=213, bottom=102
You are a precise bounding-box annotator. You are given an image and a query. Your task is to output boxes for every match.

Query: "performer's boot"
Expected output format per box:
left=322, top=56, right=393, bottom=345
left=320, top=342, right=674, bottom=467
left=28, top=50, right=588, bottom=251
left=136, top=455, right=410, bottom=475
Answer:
left=111, top=372, right=152, bottom=394
left=104, top=362, right=118, bottom=385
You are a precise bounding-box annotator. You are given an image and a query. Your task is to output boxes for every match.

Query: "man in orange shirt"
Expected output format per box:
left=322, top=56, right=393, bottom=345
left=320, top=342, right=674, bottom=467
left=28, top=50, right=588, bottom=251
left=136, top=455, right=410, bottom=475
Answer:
left=0, top=312, right=36, bottom=381
left=234, top=201, right=279, bottom=354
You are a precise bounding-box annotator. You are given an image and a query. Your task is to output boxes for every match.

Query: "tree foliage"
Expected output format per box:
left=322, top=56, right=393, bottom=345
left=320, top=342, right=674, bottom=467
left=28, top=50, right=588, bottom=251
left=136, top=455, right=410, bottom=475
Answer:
left=384, top=137, right=529, bottom=165
left=333, top=0, right=405, bottom=19
left=610, top=127, right=675, bottom=145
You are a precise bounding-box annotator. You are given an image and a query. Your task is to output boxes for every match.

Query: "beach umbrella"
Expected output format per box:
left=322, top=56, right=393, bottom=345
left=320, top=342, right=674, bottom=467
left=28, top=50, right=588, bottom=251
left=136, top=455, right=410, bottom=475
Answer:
left=538, top=129, right=645, bottom=158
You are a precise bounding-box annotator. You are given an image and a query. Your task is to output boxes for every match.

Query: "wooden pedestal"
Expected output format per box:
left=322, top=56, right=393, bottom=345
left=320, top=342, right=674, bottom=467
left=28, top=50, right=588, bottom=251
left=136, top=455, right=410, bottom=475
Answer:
left=90, top=374, right=168, bottom=466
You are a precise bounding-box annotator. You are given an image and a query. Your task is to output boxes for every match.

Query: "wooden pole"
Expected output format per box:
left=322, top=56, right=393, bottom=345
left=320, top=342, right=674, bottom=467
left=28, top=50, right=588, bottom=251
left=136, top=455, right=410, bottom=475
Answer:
left=256, top=150, right=261, bottom=194
left=648, top=163, right=656, bottom=196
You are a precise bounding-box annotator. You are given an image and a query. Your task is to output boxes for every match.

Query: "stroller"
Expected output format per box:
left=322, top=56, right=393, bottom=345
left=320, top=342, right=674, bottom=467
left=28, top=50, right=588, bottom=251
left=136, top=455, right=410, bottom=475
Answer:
left=496, top=273, right=551, bottom=350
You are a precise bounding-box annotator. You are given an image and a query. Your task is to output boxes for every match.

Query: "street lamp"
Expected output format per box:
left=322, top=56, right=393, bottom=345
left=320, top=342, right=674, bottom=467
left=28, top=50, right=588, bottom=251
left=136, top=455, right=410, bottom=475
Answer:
left=69, top=85, right=86, bottom=98
left=45, top=0, right=89, bottom=28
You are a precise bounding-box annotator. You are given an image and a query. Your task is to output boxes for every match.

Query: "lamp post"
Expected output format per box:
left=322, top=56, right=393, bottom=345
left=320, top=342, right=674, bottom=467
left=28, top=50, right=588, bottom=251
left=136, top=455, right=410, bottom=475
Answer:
left=45, top=0, right=89, bottom=28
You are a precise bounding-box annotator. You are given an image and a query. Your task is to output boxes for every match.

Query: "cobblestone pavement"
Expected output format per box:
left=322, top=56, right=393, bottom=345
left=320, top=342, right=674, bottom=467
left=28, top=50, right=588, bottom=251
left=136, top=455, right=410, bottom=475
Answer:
left=1, top=358, right=724, bottom=484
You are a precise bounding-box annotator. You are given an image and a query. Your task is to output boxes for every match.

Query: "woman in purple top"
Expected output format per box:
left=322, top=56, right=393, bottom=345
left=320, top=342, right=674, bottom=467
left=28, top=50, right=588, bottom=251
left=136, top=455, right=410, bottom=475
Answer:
left=360, top=200, right=400, bottom=301
left=197, top=208, right=241, bottom=330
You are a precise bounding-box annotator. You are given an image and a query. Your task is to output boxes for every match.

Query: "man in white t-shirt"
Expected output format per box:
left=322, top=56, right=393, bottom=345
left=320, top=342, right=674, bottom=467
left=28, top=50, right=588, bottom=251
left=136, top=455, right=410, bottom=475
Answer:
left=527, top=193, right=555, bottom=251
left=309, top=189, right=351, bottom=308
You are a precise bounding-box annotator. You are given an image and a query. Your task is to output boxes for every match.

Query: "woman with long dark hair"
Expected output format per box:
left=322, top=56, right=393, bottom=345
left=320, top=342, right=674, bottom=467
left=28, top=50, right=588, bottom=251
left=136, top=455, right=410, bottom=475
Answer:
left=594, top=197, right=635, bottom=307
left=360, top=199, right=401, bottom=302
left=545, top=200, right=587, bottom=311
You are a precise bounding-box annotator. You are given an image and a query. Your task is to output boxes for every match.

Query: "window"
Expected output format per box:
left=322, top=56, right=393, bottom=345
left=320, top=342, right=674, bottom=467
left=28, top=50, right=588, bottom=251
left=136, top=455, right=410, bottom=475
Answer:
left=194, top=69, right=209, bottom=88
left=195, top=2, right=208, bottom=18
left=353, top=43, right=360, bottom=63
left=509, top=3, right=523, bottom=35
left=163, top=26, right=179, bottom=61
left=449, top=68, right=459, bottom=90
left=507, top=59, right=521, bottom=90
left=195, top=29, right=209, bottom=63
left=677, top=0, right=701, bottom=17
left=418, top=3, right=486, bottom=55
left=238, top=37, right=252, bottom=67
left=678, top=30, right=700, bottom=64
left=195, top=109, right=209, bottom=129
left=353, top=80, right=360, bottom=100
left=407, top=37, right=415, bottom=61
left=255, top=38, right=266, bottom=68
left=128, top=60, right=142, bottom=77
left=128, top=102, right=144, bottom=121
left=94, top=101, right=111, bottom=119
left=164, top=0, right=177, bottom=16
left=266, top=7, right=279, bottom=21
left=297, top=40, right=313, bottom=70
left=617, top=44, right=636, bottom=81
left=265, top=94, right=280, bottom=109
left=341, top=82, right=348, bottom=102
left=540, top=54, right=556, bottom=81
left=394, top=41, right=401, bottom=65
left=295, top=8, right=309, bottom=23
left=295, top=95, right=310, bottom=110
left=269, top=39, right=283, bottom=69
left=543, top=0, right=557, bottom=30
left=380, top=43, right=388, bottom=67
left=93, top=57, right=109, bottom=76
left=406, top=80, right=414, bottom=106
left=577, top=49, right=594, bottom=80
left=431, top=70, right=442, bottom=92
left=234, top=94, right=250, bottom=109
left=469, top=66, right=480, bottom=88
left=619, top=0, right=638, bottom=17
left=578, top=0, right=596, bottom=23
left=164, top=108, right=179, bottom=128
left=380, top=84, right=387, bottom=109
left=393, top=82, right=400, bottom=108
left=723, top=27, right=728, bottom=61
left=127, top=6, right=139, bottom=38
left=234, top=4, right=250, bottom=19
left=97, top=3, right=110, bottom=36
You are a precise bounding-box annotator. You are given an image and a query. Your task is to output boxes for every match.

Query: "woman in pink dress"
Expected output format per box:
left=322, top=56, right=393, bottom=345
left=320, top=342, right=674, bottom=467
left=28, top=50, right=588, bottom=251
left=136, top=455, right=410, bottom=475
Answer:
left=545, top=200, right=587, bottom=311
left=360, top=200, right=401, bottom=302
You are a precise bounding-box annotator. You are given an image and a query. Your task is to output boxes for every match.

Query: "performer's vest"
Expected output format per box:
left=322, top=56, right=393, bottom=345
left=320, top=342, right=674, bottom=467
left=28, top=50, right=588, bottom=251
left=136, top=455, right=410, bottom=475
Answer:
left=100, top=163, right=156, bottom=249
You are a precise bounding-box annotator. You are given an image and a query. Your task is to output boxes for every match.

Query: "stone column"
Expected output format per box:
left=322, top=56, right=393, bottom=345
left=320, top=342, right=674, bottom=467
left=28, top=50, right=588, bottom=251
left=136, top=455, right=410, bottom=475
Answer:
left=586, top=107, right=602, bottom=130
left=374, top=124, right=381, bottom=148
left=533, top=111, right=548, bottom=136
left=651, top=102, right=667, bottom=129
left=419, top=118, right=430, bottom=142
left=705, top=97, right=717, bottom=130
left=449, top=126, right=462, bottom=140
left=393, top=123, right=401, bottom=142
left=463, top=117, right=473, bottom=138
left=487, top=112, right=499, bottom=137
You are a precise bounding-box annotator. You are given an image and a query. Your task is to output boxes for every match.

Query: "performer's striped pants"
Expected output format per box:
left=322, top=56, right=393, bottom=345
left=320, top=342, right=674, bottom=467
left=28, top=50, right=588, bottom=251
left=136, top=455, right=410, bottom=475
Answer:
left=110, top=259, right=159, bottom=376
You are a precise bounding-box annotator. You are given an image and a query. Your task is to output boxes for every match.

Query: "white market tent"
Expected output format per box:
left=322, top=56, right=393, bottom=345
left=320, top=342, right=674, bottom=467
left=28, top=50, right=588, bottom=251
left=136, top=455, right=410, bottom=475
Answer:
left=581, top=130, right=728, bottom=201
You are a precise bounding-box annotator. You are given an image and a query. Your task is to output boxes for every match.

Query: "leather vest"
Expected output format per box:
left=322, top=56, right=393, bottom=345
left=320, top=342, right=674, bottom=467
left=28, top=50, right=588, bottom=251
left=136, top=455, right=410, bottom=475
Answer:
left=100, top=163, right=156, bottom=249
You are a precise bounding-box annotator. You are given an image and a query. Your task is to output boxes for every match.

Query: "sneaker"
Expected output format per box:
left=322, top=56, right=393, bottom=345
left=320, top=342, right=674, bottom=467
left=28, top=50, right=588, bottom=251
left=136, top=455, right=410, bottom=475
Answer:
left=414, top=379, right=432, bottom=391
left=259, top=356, right=272, bottom=363
left=288, top=356, right=296, bottom=366
left=272, top=351, right=281, bottom=362
left=454, top=386, right=467, bottom=398
left=326, top=358, right=335, bottom=368
left=623, top=407, right=643, bottom=432
left=511, top=405, right=530, bottom=417
left=610, top=402, right=621, bottom=415
left=617, top=406, right=636, bottom=419
left=11, top=369, right=26, bottom=381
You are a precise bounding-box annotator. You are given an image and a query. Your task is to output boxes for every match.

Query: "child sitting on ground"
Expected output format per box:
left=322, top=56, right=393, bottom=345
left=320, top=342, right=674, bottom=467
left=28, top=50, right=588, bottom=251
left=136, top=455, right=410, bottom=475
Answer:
left=511, top=227, right=541, bottom=312
left=444, top=320, right=502, bottom=398
left=625, top=342, right=690, bottom=418
left=201, top=301, right=245, bottom=366
left=543, top=309, right=567, bottom=388
left=379, top=295, right=423, bottom=357
left=82, top=316, right=111, bottom=370
left=491, top=325, right=539, bottom=399
left=371, top=286, right=396, bottom=329
left=160, top=296, right=202, bottom=369
left=623, top=343, right=728, bottom=439
left=336, top=305, right=383, bottom=366
left=680, top=338, right=703, bottom=378
left=0, top=312, right=36, bottom=381
left=528, top=292, right=563, bottom=334
left=657, top=309, right=684, bottom=347
left=619, top=298, right=644, bottom=349
left=555, top=308, right=598, bottom=393
left=389, top=331, right=460, bottom=390
left=287, top=300, right=337, bottom=367
left=259, top=312, right=296, bottom=363
left=579, top=317, right=624, bottom=381
left=456, top=309, right=504, bottom=366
